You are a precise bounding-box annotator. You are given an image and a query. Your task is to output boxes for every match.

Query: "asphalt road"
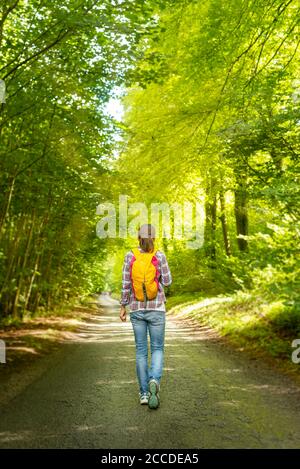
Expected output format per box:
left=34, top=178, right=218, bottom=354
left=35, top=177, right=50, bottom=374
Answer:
left=0, top=295, right=300, bottom=448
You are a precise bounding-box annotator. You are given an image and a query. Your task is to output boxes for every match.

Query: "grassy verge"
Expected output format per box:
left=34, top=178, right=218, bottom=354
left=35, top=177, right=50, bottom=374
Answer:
left=0, top=302, right=98, bottom=370
left=168, top=291, right=300, bottom=381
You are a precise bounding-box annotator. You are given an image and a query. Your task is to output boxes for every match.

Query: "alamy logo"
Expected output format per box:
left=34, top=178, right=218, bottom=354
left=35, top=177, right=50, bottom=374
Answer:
left=0, top=339, right=6, bottom=364
left=96, top=195, right=205, bottom=249
left=291, top=339, right=300, bottom=364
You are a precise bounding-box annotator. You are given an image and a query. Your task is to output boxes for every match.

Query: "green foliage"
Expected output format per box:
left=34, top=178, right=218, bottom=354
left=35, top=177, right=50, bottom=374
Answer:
left=1, top=0, right=299, bottom=344
left=169, top=291, right=297, bottom=362
left=112, top=0, right=300, bottom=341
left=0, top=0, right=162, bottom=318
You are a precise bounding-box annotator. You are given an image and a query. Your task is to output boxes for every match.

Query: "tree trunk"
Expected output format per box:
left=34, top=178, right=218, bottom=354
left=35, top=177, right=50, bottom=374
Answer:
left=204, top=177, right=217, bottom=260
left=219, top=190, right=231, bottom=256
left=0, top=175, right=15, bottom=238
left=11, top=210, right=36, bottom=317
left=24, top=253, right=40, bottom=312
left=234, top=182, right=248, bottom=252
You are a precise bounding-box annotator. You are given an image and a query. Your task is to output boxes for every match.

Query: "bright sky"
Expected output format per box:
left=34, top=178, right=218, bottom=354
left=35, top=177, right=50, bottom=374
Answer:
left=104, top=87, right=124, bottom=121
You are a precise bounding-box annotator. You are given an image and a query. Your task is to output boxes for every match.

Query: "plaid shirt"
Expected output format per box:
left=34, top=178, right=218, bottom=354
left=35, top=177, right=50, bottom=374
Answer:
left=120, top=248, right=172, bottom=312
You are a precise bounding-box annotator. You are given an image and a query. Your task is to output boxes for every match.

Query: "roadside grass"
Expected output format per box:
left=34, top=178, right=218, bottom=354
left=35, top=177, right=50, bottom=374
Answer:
left=0, top=302, right=99, bottom=368
left=168, top=291, right=300, bottom=380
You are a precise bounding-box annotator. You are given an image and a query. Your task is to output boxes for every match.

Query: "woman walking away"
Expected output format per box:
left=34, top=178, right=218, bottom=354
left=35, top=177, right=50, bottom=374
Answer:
left=119, top=224, right=172, bottom=409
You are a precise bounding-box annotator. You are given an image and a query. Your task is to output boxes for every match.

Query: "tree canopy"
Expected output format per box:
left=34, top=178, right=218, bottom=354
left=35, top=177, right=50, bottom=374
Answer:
left=0, top=0, right=299, bottom=322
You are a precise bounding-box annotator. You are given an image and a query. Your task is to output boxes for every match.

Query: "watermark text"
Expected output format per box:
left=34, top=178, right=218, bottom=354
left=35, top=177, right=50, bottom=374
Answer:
left=96, top=195, right=204, bottom=249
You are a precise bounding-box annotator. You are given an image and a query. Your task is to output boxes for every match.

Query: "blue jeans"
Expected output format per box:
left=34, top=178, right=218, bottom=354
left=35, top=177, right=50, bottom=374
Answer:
left=130, top=310, right=166, bottom=394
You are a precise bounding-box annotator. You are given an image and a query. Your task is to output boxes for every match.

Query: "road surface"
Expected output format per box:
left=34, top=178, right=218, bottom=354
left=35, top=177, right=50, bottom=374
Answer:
left=0, top=295, right=300, bottom=448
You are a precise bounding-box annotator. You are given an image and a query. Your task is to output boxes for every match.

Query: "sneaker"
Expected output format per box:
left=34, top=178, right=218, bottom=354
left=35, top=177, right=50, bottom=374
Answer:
left=139, top=392, right=149, bottom=405
left=148, top=379, right=160, bottom=409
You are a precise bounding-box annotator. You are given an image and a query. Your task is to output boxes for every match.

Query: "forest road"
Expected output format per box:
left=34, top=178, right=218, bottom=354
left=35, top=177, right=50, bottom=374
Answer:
left=1, top=294, right=300, bottom=448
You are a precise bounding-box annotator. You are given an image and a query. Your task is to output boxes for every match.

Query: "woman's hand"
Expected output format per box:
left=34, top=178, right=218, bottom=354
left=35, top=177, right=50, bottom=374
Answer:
left=120, top=305, right=127, bottom=322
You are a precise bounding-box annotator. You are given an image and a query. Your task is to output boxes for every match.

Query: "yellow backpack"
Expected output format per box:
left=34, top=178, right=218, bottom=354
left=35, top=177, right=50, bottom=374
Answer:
left=130, top=248, right=159, bottom=303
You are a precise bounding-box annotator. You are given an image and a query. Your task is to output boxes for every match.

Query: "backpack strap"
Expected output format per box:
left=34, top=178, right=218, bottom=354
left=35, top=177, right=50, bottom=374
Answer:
left=132, top=247, right=142, bottom=259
